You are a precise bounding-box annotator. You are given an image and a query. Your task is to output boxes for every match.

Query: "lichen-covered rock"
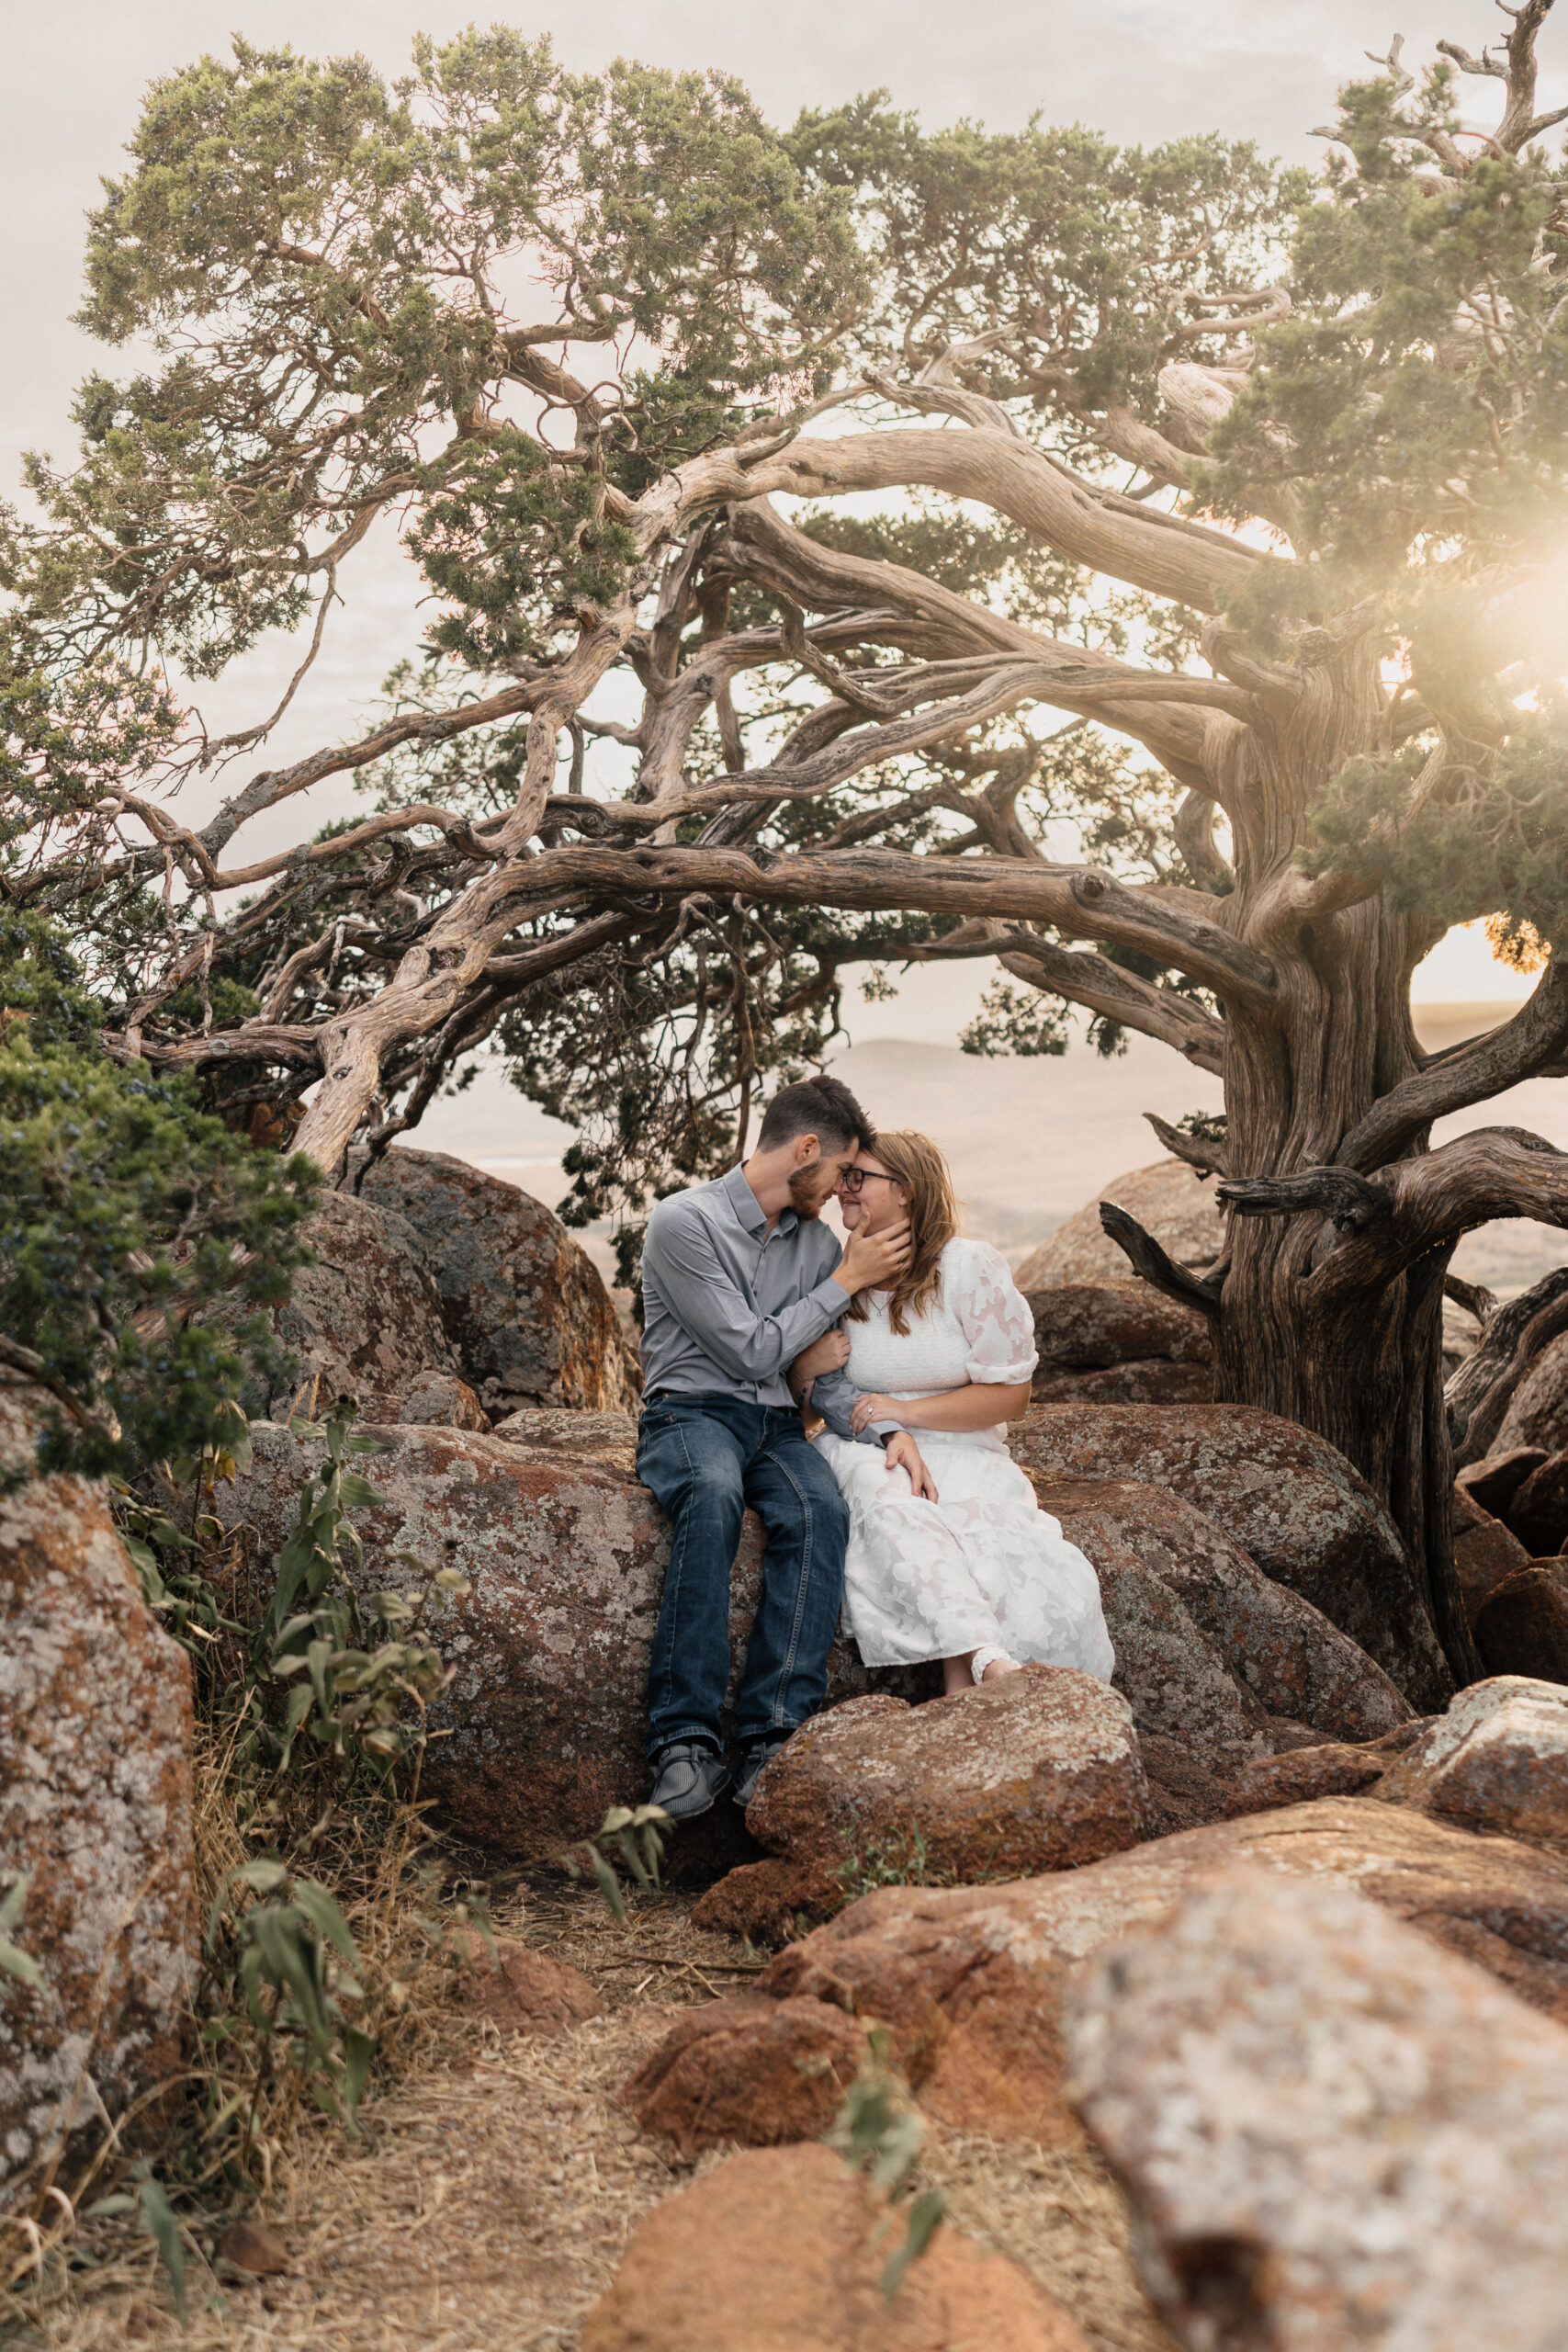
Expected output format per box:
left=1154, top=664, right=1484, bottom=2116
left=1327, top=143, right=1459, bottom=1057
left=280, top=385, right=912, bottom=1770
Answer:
left=580, top=2143, right=1093, bottom=2352
left=220, top=1420, right=926, bottom=1857
left=1066, top=1869, right=1568, bottom=2352
left=1494, top=1330, right=1568, bottom=1457
left=762, top=1796, right=1568, bottom=2103
left=1458, top=1447, right=1549, bottom=1521
left=1012, top=1404, right=1452, bottom=1711
left=1475, top=1561, right=1568, bottom=1683
left=380, top=1370, right=489, bottom=1430
left=245, top=1189, right=457, bottom=1419
left=359, top=1148, right=637, bottom=1413
left=1452, top=1474, right=1530, bottom=1621
left=1028, top=1280, right=1213, bottom=1373
left=490, top=1407, right=637, bottom=1472
left=625, top=1997, right=865, bottom=2153
left=1506, top=1446, right=1568, bottom=1557
left=1372, top=1676, right=1568, bottom=1851
left=1222, top=1719, right=1436, bottom=1819
left=1030, top=1358, right=1215, bottom=1406
left=1026, top=1282, right=1214, bottom=1406
left=0, top=1390, right=197, bottom=2198
left=1039, top=1477, right=1410, bottom=1775
left=747, top=1671, right=1149, bottom=1883
left=1013, top=1159, right=1224, bottom=1289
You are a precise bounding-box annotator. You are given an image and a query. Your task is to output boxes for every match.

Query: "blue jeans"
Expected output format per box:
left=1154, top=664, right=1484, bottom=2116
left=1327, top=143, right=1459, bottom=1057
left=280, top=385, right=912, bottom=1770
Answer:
left=637, top=1392, right=851, bottom=1760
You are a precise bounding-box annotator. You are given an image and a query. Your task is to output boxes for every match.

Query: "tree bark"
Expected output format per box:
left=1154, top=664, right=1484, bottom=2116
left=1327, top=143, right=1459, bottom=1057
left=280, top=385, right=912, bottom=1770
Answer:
left=1108, top=650, right=1485, bottom=1690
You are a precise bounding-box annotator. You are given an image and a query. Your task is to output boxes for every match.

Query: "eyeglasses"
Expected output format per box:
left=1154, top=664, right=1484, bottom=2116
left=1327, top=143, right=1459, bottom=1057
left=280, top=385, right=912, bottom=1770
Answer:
left=839, top=1168, right=901, bottom=1194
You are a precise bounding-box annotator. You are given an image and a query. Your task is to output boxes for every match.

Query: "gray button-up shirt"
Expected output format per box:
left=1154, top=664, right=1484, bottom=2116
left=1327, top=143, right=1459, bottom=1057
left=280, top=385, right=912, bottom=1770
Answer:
left=639, top=1165, right=895, bottom=1444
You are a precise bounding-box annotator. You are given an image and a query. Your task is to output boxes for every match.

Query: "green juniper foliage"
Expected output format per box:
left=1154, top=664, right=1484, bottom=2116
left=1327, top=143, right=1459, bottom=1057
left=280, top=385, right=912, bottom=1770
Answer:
left=0, top=912, right=315, bottom=1480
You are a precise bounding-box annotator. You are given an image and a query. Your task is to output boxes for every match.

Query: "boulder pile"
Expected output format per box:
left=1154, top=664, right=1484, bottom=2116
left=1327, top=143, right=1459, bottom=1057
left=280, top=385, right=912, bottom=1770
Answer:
left=219, top=1409, right=934, bottom=1860
left=1226, top=1673, right=1568, bottom=1858
left=1014, top=1158, right=1224, bottom=1407
left=1033, top=1474, right=1410, bottom=1829
left=1013, top=1401, right=1453, bottom=1709
left=631, top=1794, right=1568, bottom=2165
left=0, top=1389, right=197, bottom=2199
left=241, top=1148, right=637, bottom=1425
left=220, top=1382, right=1438, bottom=1877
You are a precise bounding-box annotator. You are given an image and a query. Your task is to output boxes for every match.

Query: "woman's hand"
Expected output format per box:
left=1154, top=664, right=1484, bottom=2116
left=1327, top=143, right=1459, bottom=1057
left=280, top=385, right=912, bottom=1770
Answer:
left=849, top=1390, right=897, bottom=1435
left=885, top=1430, right=939, bottom=1501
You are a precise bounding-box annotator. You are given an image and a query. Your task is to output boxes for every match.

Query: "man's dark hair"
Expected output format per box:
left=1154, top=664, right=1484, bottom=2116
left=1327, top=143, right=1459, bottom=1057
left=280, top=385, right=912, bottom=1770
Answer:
left=755, top=1075, right=874, bottom=1156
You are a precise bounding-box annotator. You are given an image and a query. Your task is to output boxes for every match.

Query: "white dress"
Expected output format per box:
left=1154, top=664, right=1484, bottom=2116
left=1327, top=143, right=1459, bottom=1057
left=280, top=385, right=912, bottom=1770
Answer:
left=813, top=1237, right=1115, bottom=1679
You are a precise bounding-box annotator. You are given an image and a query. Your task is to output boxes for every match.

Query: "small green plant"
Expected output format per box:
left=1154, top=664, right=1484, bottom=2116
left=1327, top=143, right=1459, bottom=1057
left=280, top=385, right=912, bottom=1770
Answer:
left=205, top=1860, right=376, bottom=2139
left=561, top=1804, right=671, bottom=1925
left=129, top=1398, right=469, bottom=1798
left=132, top=2169, right=188, bottom=2327
left=833, top=1823, right=958, bottom=1907
left=0, top=1875, right=41, bottom=1988
left=825, top=2026, right=947, bottom=2301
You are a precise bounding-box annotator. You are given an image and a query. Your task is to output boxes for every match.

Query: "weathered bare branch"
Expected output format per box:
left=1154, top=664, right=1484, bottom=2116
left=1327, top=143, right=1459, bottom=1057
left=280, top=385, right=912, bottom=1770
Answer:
left=1145, top=1110, right=1232, bottom=1175
left=1447, top=1261, right=1568, bottom=1463
left=1438, top=1, right=1566, bottom=150
left=1098, top=1201, right=1226, bottom=1317
left=995, top=941, right=1227, bottom=1075
left=1337, top=958, right=1568, bottom=1173
left=728, top=427, right=1263, bottom=610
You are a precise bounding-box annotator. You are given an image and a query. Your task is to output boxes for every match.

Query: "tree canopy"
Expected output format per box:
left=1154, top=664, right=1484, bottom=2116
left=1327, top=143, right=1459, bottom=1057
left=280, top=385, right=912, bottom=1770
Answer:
left=4, top=11, right=1568, bottom=1589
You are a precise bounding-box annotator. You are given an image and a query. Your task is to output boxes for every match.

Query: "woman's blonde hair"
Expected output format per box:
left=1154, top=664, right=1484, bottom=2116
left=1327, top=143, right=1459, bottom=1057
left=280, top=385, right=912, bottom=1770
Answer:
left=845, top=1129, right=960, bottom=1337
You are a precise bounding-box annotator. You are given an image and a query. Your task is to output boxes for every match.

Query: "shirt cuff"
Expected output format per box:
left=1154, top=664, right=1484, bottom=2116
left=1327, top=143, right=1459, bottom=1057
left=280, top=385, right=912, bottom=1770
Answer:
left=814, top=1277, right=852, bottom=1316
left=861, top=1416, right=905, bottom=1447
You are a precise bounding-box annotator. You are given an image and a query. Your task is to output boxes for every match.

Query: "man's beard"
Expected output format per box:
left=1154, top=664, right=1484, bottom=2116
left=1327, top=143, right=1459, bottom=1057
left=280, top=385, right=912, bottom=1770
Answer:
left=787, top=1163, right=834, bottom=1219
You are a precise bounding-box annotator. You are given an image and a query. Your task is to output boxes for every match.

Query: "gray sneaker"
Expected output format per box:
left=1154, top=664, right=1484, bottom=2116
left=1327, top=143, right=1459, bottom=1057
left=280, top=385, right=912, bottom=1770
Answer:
left=734, top=1732, right=793, bottom=1810
left=649, top=1741, right=731, bottom=1821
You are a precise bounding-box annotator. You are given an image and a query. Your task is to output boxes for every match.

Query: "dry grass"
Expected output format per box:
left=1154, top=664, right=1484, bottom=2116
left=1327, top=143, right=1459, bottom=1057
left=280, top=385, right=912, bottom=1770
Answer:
left=4, top=1876, right=1176, bottom=2352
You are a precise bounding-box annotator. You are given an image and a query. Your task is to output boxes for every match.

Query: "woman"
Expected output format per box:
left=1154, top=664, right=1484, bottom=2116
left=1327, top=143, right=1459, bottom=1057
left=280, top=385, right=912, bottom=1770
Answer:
left=790, top=1130, right=1114, bottom=1695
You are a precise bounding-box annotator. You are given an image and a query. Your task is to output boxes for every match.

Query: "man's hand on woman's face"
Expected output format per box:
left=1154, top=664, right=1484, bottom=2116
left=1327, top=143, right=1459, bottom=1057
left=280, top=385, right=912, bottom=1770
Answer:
left=792, top=1328, right=851, bottom=1384
left=838, top=1216, right=913, bottom=1295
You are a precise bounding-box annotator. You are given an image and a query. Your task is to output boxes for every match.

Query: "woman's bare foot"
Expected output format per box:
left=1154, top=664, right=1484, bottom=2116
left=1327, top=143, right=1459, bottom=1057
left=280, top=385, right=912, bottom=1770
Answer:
left=980, top=1656, right=1021, bottom=1682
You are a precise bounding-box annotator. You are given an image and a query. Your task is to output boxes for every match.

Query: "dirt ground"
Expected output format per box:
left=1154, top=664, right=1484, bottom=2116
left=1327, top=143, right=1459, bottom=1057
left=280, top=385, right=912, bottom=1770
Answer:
left=14, top=1878, right=1178, bottom=2352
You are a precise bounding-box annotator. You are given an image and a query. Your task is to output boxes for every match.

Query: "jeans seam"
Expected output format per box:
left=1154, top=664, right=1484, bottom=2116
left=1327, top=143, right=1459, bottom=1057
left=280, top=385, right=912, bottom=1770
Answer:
left=758, top=1439, right=816, bottom=1731
left=646, top=1415, right=698, bottom=1726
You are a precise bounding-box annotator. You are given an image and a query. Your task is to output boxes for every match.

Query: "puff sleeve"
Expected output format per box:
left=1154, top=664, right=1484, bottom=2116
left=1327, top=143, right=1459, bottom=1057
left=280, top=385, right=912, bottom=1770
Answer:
left=947, top=1238, right=1039, bottom=1384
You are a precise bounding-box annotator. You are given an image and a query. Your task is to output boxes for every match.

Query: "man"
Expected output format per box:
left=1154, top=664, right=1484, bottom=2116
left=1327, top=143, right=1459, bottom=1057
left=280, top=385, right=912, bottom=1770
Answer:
left=637, top=1076, right=926, bottom=1819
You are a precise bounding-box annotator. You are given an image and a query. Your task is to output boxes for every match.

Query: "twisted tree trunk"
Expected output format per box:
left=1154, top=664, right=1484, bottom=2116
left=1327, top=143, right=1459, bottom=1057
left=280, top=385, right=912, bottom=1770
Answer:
left=1139, top=649, right=1483, bottom=1685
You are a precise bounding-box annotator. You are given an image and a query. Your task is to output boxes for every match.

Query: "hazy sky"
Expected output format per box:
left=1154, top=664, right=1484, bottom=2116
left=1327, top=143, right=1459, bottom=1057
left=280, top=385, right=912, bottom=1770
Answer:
left=6, top=1, right=1558, bottom=1017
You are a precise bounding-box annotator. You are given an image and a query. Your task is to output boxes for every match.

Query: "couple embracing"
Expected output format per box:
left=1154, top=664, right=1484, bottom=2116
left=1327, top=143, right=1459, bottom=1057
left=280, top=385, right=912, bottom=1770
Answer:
left=637, top=1075, right=1115, bottom=1820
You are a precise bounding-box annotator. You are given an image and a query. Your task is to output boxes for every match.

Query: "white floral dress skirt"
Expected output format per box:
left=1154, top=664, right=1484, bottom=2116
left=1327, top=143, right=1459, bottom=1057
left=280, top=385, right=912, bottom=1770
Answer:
left=813, top=1237, right=1115, bottom=1679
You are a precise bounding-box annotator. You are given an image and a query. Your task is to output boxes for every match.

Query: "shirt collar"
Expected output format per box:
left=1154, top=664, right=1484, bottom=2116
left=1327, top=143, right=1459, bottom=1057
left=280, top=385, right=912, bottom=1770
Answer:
left=721, top=1160, right=795, bottom=1238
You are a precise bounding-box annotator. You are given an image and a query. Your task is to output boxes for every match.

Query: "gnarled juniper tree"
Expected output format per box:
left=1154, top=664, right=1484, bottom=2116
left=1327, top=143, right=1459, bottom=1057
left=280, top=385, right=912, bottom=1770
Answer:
left=6, top=8, right=1568, bottom=1679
